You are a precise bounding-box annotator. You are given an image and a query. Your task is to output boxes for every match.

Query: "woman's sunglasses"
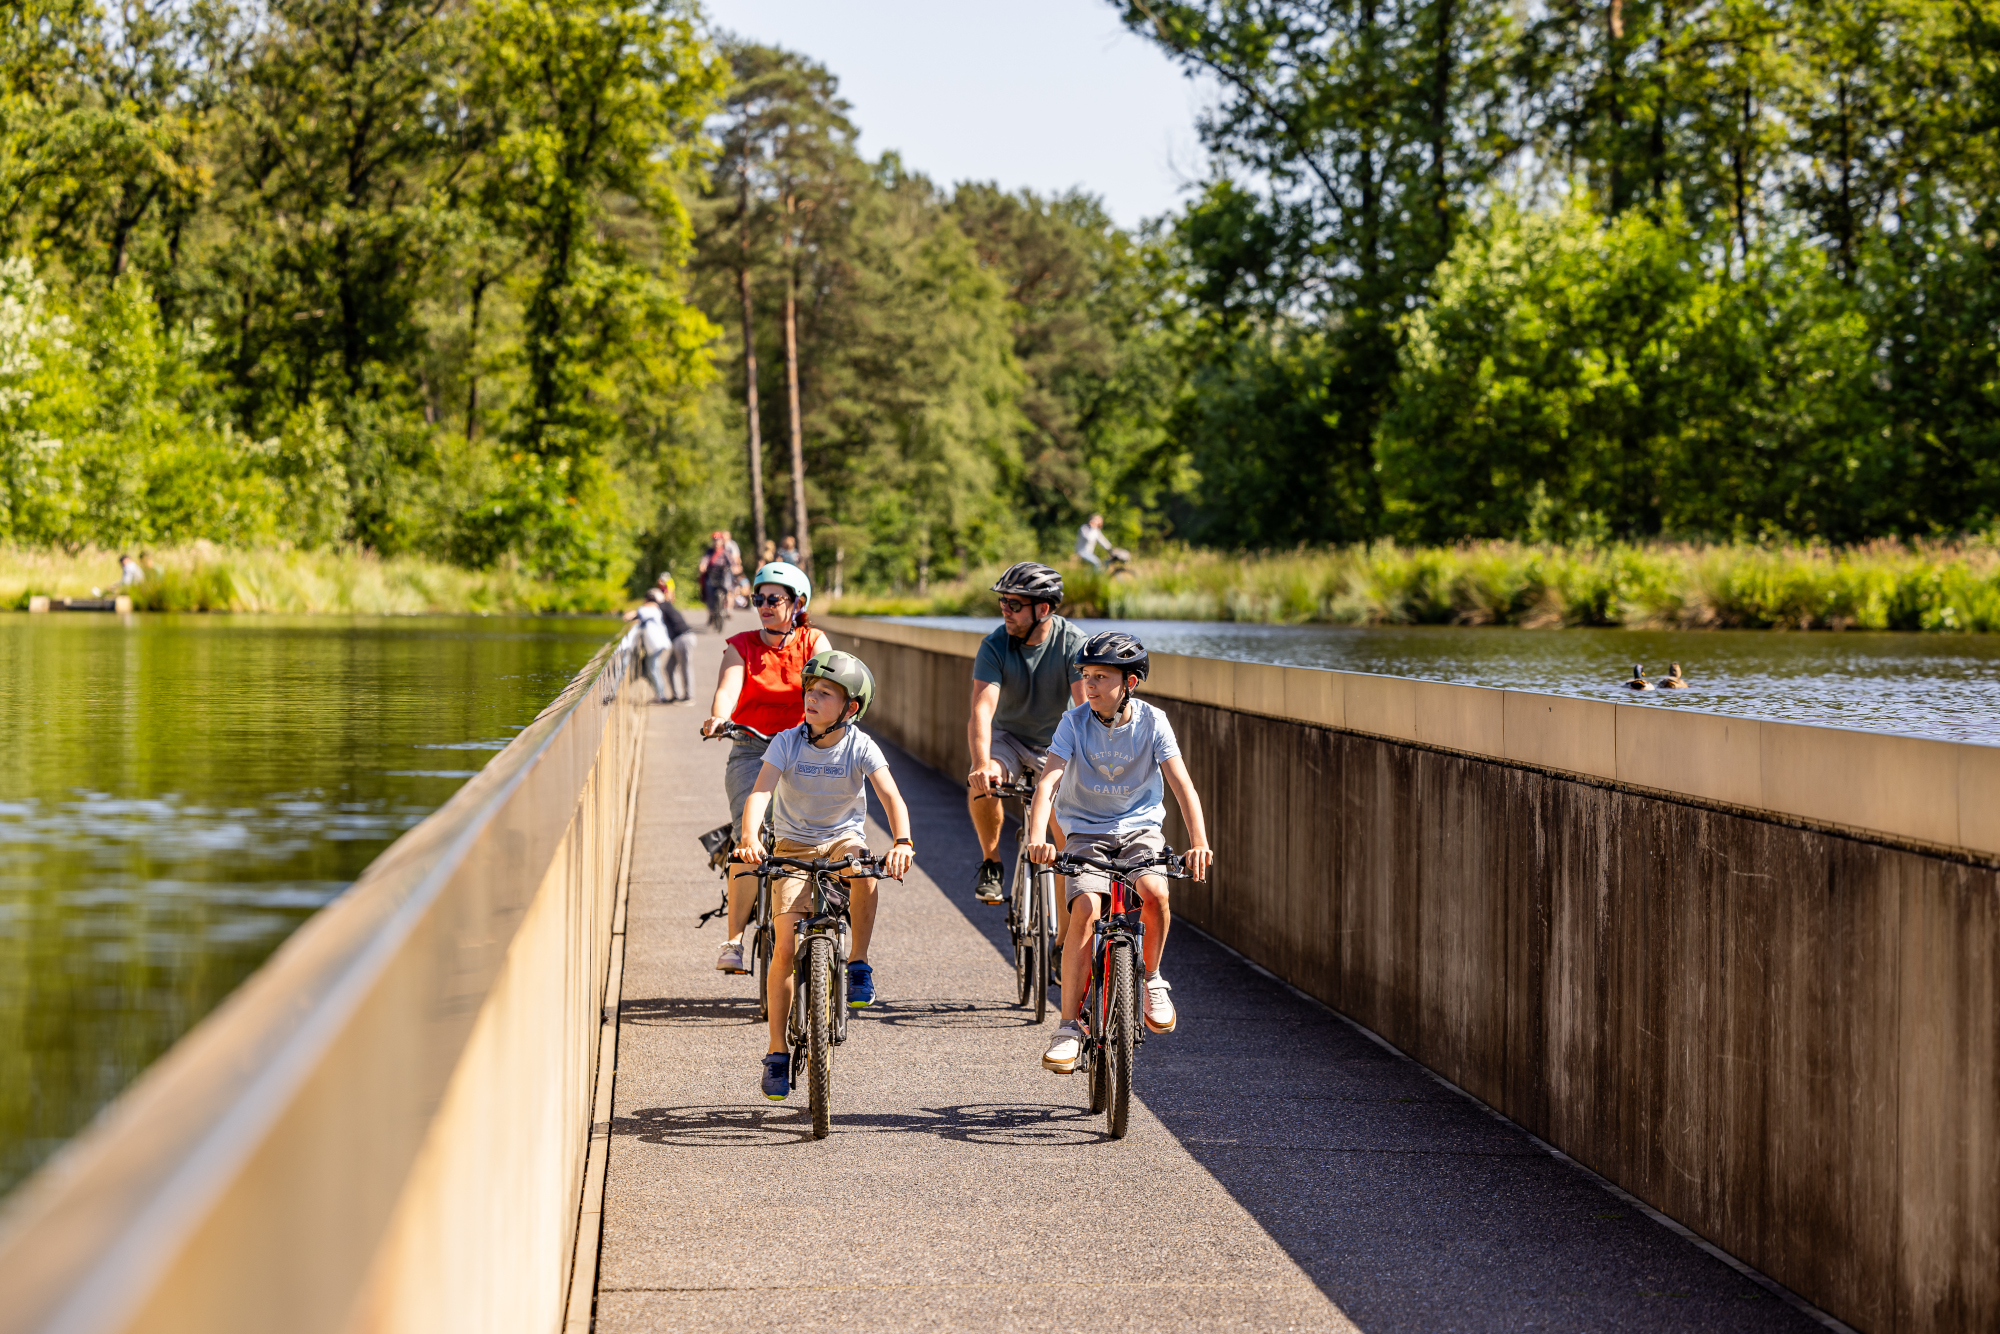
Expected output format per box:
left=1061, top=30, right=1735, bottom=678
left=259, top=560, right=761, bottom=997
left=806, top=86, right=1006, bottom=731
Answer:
left=750, top=593, right=792, bottom=608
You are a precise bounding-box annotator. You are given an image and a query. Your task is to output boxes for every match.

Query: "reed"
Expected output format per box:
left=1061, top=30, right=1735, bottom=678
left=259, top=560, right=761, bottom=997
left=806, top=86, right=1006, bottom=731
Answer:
left=0, top=544, right=624, bottom=614
left=826, top=540, right=2000, bottom=632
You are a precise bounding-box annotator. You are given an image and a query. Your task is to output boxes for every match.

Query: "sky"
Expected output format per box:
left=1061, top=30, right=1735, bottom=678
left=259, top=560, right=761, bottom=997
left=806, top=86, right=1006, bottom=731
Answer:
left=698, top=0, right=1216, bottom=228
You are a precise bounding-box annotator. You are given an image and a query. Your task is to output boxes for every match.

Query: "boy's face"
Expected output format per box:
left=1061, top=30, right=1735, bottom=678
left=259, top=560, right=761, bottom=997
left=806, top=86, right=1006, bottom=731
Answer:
left=1079, top=665, right=1135, bottom=710
left=803, top=680, right=853, bottom=730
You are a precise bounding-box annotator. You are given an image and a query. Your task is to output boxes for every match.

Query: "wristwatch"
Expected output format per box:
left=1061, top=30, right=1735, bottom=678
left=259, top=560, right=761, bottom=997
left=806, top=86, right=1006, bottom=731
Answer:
left=893, top=837, right=914, bottom=849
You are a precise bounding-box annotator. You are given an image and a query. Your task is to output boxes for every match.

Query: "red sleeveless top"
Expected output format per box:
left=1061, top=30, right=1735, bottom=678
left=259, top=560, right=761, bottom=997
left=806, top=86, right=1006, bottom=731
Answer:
left=728, top=627, right=828, bottom=736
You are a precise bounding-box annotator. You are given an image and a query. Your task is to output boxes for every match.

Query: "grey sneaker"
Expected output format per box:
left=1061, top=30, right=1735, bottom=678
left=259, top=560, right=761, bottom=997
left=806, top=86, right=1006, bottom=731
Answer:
left=715, top=940, right=747, bottom=974
left=1042, top=1021, right=1084, bottom=1073
left=973, top=859, right=1004, bottom=904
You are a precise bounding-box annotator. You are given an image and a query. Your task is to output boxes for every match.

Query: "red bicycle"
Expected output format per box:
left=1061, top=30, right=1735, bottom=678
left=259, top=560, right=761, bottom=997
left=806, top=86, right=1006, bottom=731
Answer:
left=1042, top=847, right=1193, bottom=1139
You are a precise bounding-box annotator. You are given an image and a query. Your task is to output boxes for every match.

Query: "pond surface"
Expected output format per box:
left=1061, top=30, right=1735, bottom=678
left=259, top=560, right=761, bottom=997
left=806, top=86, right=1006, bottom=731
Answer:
left=0, top=613, right=618, bottom=1197
left=887, top=618, right=2000, bottom=746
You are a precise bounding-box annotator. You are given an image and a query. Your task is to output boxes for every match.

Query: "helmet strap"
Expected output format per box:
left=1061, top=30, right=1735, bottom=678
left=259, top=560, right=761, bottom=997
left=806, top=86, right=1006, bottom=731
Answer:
left=1090, top=686, right=1132, bottom=730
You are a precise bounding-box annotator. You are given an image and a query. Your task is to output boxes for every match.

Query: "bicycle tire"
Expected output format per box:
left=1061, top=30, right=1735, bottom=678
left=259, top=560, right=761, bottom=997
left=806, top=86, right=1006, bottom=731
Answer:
left=806, top=934, right=834, bottom=1140
left=752, top=882, right=772, bottom=1022
left=1010, top=847, right=1033, bottom=1006
left=1031, top=868, right=1051, bottom=1024
left=1106, top=941, right=1136, bottom=1139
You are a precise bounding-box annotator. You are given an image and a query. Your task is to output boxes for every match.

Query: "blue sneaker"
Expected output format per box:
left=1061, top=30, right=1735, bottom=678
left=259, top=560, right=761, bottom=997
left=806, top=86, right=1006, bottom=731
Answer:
left=760, top=1052, right=790, bottom=1101
left=847, top=959, right=875, bottom=1008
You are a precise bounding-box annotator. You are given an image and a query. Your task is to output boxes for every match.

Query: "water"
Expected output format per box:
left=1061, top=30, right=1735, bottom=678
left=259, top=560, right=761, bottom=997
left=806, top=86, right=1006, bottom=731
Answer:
left=0, top=613, right=619, bottom=1196
left=887, top=617, right=2000, bottom=746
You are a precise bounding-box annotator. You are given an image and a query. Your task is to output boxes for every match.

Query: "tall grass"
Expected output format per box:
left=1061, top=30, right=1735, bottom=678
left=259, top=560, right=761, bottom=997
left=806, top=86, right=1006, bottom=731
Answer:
left=1, top=544, right=623, bottom=614
left=826, top=540, right=2000, bottom=632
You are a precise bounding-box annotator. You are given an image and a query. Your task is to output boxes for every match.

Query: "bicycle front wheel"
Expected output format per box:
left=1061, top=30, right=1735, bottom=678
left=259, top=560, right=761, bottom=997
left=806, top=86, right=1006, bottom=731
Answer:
left=1105, top=941, right=1137, bottom=1139
left=806, top=934, right=835, bottom=1140
left=752, top=885, right=772, bottom=1022
left=1010, top=849, right=1032, bottom=1006
left=1031, top=869, right=1051, bottom=1024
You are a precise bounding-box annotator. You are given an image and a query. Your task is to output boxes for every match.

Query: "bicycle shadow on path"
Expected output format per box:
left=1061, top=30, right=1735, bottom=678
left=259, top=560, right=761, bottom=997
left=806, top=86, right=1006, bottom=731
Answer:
left=864, top=733, right=1825, bottom=1334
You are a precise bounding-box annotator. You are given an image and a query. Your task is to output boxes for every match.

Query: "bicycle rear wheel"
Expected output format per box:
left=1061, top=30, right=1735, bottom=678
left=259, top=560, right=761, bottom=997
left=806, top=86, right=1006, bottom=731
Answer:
left=1105, top=941, right=1136, bottom=1139
left=806, top=934, right=834, bottom=1139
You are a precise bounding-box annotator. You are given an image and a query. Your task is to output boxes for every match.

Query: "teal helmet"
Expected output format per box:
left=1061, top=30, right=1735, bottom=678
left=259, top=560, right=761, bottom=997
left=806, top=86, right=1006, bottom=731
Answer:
left=751, top=560, right=811, bottom=608
left=803, top=649, right=875, bottom=722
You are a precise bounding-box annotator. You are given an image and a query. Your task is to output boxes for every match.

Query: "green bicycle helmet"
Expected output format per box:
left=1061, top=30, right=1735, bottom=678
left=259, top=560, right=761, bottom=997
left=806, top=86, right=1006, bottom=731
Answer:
left=803, top=649, right=876, bottom=723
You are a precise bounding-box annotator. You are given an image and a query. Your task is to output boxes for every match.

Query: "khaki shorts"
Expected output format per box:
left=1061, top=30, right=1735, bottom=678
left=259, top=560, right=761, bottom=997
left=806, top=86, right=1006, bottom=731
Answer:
left=766, top=835, right=868, bottom=916
left=1062, top=828, right=1168, bottom=903
left=986, top=729, right=1049, bottom=785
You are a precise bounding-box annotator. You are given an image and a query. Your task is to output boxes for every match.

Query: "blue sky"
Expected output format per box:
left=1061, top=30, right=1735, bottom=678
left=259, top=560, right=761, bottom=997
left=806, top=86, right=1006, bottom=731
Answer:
left=699, top=0, right=1215, bottom=228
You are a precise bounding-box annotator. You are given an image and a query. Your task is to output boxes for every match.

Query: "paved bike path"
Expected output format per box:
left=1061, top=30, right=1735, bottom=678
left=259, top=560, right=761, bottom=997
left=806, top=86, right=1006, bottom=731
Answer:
left=596, top=635, right=1827, bottom=1333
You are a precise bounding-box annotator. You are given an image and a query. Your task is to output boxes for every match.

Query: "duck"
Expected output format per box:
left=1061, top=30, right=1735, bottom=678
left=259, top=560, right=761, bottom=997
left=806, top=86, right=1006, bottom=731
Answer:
left=1624, top=664, right=1653, bottom=691
left=1659, top=662, right=1689, bottom=689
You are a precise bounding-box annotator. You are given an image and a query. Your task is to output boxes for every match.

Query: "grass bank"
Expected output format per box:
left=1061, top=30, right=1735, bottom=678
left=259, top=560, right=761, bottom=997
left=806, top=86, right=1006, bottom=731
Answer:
left=2, top=545, right=622, bottom=614
left=827, top=541, right=2000, bottom=632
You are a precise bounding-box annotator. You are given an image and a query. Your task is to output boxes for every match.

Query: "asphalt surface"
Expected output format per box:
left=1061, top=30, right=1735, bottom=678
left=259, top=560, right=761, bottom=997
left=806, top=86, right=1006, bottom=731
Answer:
left=595, top=634, right=1827, bottom=1333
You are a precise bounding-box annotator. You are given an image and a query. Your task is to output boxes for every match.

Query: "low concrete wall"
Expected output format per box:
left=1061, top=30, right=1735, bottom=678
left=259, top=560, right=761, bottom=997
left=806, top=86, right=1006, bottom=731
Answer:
left=0, top=634, right=646, bottom=1334
left=823, top=616, right=1998, bottom=1334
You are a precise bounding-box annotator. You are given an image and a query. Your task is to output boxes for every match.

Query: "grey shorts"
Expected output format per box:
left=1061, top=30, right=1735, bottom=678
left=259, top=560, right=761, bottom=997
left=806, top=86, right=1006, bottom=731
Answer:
left=1062, top=828, right=1168, bottom=903
left=724, top=734, right=774, bottom=839
left=986, top=729, right=1049, bottom=784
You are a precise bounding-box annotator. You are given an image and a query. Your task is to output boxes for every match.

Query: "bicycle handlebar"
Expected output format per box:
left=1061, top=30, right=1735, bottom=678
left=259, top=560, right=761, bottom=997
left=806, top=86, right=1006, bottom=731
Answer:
left=974, top=778, right=1037, bottom=800
left=730, top=851, right=901, bottom=881
left=702, top=721, right=771, bottom=744
left=1044, top=848, right=1195, bottom=880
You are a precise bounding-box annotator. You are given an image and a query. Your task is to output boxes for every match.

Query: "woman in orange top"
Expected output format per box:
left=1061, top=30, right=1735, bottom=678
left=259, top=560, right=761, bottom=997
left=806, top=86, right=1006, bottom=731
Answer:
left=701, top=560, right=831, bottom=974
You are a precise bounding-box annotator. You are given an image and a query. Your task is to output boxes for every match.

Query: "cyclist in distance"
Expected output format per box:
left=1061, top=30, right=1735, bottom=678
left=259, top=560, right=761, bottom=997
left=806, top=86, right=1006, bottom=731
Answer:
left=967, top=562, right=1089, bottom=906
left=702, top=561, right=831, bottom=975
left=735, top=650, right=915, bottom=1101
left=1024, top=631, right=1213, bottom=1072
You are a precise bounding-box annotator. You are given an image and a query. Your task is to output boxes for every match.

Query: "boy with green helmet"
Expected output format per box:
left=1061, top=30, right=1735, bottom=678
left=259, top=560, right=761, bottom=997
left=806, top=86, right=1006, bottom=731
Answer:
left=735, top=648, right=915, bottom=1101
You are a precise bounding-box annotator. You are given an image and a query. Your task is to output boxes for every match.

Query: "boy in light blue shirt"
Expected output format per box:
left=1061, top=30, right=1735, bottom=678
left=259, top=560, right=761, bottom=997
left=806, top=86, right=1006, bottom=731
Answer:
left=1025, top=632, right=1213, bottom=1073
left=737, top=651, right=914, bottom=1101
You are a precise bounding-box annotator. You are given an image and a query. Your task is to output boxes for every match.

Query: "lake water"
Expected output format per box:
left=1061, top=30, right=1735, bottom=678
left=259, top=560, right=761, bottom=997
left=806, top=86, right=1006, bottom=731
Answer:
left=888, top=618, right=2000, bottom=746
left=0, top=613, right=619, bottom=1196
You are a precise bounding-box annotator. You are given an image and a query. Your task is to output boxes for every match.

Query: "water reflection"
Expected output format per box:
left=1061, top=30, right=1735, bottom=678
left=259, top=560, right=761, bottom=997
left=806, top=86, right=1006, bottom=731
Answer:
left=0, top=612, right=619, bottom=1195
left=889, top=617, right=2000, bottom=745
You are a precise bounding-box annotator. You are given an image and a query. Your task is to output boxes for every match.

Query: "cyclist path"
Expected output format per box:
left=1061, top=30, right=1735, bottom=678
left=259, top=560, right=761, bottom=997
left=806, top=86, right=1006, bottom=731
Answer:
left=596, top=638, right=1827, bottom=1334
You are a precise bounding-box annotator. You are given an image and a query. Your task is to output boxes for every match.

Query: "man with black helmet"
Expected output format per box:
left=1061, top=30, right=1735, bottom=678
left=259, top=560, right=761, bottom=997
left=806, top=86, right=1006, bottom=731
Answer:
left=967, top=561, right=1089, bottom=904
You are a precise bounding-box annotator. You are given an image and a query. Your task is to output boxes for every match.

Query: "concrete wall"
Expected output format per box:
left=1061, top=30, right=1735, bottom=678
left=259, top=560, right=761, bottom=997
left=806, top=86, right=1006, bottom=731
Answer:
left=0, top=635, right=646, bottom=1334
left=822, top=616, right=1999, bottom=1334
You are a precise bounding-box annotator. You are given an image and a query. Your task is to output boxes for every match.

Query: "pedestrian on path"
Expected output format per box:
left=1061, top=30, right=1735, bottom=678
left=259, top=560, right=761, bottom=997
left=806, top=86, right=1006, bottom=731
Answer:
left=625, top=588, right=674, bottom=703
left=659, top=585, right=697, bottom=703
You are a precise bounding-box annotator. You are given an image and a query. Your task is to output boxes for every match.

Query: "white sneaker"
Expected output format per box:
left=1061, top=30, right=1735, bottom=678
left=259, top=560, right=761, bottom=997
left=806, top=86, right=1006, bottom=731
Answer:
left=1144, top=976, right=1176, bottom=1033
left=1042, top=1022, right=1083, bottom=1073
left=715, top=940, right=747, bottom=974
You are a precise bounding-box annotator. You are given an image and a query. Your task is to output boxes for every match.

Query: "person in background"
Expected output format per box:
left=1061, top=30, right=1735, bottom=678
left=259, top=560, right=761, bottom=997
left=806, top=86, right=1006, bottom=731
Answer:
left=625, top=589, right=673, bottom=703
left=655, top=568, right=676, bottom=603
left=118, top=554, right=143, bottom=586
left=777, top=534, right=801, bottom=566
left=1076, top=513, right=1114, bottom=570
left=759, top=538, right=777, bottom=566
left=660, top=583, right=697, bottom=703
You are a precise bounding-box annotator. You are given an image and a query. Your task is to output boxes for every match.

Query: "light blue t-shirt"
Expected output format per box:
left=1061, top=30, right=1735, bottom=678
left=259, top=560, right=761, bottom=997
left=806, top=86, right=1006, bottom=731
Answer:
left=1048, top=699, right=1181, bottom=835
left=761, top=723, right=889, bottom=843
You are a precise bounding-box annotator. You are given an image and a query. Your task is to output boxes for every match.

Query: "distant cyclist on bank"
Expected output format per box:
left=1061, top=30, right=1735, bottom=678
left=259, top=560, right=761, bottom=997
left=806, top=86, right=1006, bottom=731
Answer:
left=967, top=562, right=1089, bottom=904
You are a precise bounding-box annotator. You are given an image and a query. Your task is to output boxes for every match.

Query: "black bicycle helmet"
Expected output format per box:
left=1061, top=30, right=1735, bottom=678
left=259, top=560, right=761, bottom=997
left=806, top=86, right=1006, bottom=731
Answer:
left=1074, top=630, right=1149, bottom=680
left=990, top=561, right=1064, bottom=605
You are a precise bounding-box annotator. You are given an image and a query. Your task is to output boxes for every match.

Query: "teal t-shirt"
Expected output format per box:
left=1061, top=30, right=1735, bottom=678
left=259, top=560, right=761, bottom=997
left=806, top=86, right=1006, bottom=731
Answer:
left=973, top=615, right=1089, bottom=748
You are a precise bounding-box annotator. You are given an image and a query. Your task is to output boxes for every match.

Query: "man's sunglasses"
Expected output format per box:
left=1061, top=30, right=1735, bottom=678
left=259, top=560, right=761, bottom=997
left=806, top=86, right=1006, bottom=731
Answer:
left=998, top=597, right=1037, bottom=615
left=750, top=593, right=792, bottom=608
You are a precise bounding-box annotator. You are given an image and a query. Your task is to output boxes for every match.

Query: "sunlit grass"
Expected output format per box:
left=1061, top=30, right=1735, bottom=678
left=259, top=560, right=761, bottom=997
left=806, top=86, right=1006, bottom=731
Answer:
left=825, top=540, right=2000, bottom=632
left=0, top=544, right=625, bottom=614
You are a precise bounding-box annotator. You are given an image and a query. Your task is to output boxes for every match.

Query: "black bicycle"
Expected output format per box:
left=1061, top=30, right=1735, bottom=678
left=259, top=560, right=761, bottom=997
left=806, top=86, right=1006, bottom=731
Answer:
left=696, top=721, right=774, bottom=1015
left=979, top=775, right=1056, bottom=1022
left=1043, top=847, right=1194, bottom=1140
left=739, top=851, right=897, bottom=1139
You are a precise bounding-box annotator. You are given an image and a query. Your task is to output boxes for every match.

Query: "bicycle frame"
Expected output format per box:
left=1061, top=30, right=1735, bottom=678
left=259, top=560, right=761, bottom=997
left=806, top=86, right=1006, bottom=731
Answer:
left=1046, top=849, right=1190, bottom=1076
